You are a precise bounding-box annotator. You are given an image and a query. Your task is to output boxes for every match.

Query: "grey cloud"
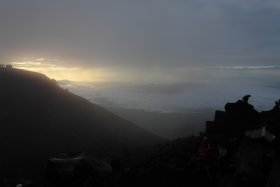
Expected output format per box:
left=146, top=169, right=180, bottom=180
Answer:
left=215, top=65, right=280, bottom=70
left=0, top=0, right=279, bottom=69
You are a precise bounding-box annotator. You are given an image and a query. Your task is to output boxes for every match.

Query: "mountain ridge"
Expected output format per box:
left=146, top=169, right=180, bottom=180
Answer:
left=0, top=68, right=165, bottom=177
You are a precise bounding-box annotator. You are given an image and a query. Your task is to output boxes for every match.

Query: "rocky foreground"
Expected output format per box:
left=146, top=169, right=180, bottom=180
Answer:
left=1, top=96, right=280, bottom=187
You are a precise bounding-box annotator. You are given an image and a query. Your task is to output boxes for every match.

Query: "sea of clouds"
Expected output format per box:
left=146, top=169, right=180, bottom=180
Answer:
left=59, top=66, right=280, bottom=113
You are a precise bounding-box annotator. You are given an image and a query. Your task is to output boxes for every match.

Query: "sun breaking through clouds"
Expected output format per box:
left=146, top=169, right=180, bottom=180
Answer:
left=11, top=58, right=111, bottom=82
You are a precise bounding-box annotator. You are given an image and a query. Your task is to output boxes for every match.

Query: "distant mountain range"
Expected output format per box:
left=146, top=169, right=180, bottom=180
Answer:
left=0, top=68, right=164, bottom=177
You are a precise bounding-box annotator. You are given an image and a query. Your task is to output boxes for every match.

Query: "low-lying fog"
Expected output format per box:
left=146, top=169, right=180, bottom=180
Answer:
left=59, top=66, right=280, bottom=138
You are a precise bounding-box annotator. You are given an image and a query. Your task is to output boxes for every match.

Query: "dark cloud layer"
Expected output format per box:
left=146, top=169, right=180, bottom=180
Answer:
left=0, top=0, right=280, bottom=68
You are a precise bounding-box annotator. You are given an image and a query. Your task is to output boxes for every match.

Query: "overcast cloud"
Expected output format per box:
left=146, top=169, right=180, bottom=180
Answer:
left=0, top=0, right=279, bottom=69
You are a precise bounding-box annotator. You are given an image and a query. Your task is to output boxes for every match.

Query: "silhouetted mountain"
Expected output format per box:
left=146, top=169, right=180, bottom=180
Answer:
left=0, top=68, right=164, bottom=177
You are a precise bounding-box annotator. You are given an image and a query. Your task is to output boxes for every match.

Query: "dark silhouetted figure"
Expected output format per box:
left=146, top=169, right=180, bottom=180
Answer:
left=242, top=95, right=251, bottom=103
left=274, top=99, right=280, bottom=110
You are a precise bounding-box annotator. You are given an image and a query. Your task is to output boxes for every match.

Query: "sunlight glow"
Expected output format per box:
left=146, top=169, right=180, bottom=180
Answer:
left=11, top=58, right=110, bottom=82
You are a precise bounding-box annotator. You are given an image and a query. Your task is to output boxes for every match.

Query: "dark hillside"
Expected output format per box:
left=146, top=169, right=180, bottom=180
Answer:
left=0, top=68, right=164, bottom=177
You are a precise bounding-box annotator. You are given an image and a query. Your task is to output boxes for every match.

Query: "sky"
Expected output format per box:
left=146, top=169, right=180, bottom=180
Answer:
left=1, top=0, right=280, bottom=111
left=0, top=0, right=279, bottom=82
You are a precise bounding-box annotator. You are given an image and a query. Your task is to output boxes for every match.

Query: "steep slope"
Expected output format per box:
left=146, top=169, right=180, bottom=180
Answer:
left=107, top=107, right=212, bottom=138
left=0, top=68, right=164, bottom=177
